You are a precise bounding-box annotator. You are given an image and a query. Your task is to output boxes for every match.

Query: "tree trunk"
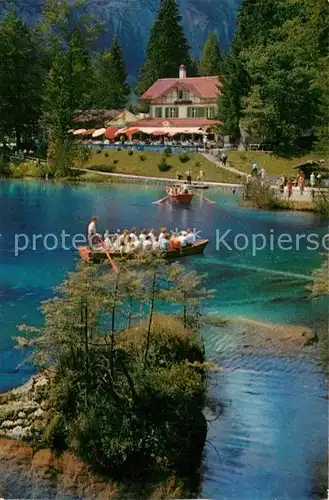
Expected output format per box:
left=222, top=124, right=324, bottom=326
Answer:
left=183, top=292, right=187, bottom=329
left=144, top=269, right=157, bottom=368
left=15, top=127, right=22, bottom=150
left=110, top=272, right=120, bottom=376
left=84, top=304, right=89, bottom=408
left=128, top=296, right=133, bottom=329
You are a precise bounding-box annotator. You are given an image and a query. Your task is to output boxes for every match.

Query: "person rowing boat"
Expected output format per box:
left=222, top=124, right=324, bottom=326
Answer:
left=88, top=216, right=103, bottom=248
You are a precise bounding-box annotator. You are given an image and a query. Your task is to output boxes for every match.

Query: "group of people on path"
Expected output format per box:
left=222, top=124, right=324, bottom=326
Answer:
left=176, top=169, right=205, bottom=183
left=251, top=161, right=266, bottom=182
left=87, top=217, right=197, bottom=254
left=278, top=171, right=321, bottom=199
left=278, top=173, right=304, bottom=198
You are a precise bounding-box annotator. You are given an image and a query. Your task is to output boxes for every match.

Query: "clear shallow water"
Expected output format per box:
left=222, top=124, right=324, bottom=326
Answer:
left=0, top=180, right=328, bottom=499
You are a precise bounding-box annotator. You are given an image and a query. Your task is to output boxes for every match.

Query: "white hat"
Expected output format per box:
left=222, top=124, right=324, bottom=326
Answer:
left=182, top=231, right=188, bottom=236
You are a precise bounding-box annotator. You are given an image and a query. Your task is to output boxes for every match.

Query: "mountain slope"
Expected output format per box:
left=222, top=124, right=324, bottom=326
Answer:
left=1, top=0, right=240, bottom=77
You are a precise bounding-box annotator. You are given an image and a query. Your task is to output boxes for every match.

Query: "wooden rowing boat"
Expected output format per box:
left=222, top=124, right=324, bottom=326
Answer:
left=78, top=239, right=209, bottom=263
left=166, top=186, right=193, bottom=204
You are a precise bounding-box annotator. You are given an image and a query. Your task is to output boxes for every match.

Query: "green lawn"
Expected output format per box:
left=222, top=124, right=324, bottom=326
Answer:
left=227, top=150, right=329, bottom=177
left=82, top=150, right=242, bottom=184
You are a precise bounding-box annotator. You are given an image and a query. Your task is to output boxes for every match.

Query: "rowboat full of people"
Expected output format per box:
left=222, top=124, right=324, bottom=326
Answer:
left=165, top=184, right=193, bottom=204
left=78, top=218, right=208, bottom=263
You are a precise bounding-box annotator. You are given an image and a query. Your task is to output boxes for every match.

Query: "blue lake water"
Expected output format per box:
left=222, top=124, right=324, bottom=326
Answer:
left=0, top=180, right=328, bottom=499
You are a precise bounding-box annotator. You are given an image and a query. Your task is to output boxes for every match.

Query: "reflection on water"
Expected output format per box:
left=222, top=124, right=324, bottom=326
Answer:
left=202, top=337, right=328, bottom=499
left=0, top=181, right=327, bottom=499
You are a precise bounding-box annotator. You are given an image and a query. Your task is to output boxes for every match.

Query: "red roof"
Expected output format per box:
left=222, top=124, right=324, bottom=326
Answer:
left=141, top=77, right=221, bottom=101
left=130, top=118, right=222, bottom=128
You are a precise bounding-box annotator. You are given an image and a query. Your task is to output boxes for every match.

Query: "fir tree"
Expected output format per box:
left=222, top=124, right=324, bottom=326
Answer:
left=43, top=26, right=93, bottom=137
left=0, top=10, right=43, bottom=146
left=42, top=0, right=96, bottom=175
left=200, top=32, right=223, bottom=76
left=218, top=0, right=329, bottom=148
left=218, top=44, right=249, bottom=143
left=136, top=0, right=191, bottom=95
left=94, top=37, right=130, bottom=109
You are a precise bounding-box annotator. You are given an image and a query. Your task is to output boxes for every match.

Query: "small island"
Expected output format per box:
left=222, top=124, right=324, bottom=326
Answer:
left=0, top=255, right=221, bottom=498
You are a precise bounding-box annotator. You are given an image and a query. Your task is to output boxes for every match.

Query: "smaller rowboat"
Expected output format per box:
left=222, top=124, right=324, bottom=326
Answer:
left=192, top=184, right=209, bottom=190
left=166, top=186, right=193, bottom=204
left=78, top=239, right=209, bottom=264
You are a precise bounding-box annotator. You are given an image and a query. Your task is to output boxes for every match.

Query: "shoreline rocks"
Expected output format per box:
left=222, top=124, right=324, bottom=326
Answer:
left=0, top=373, right=50, bottom=442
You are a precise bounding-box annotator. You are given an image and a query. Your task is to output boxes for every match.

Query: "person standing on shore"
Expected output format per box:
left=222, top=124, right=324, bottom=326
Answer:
left=259, top=167, right=266, bottom=184
left=287, top=178, right=293, bottom=199
left=310, top=172, right=315, bottom=188
left=251, top=161, right=258, bottom=177
left=220, top=152, right=228, bottom=166
left=298, top=172, right=305, bottom=195
left=278, top=174, right=285, bottom=194
left=186, top=170, right=192, bottom=184
left=197, top=169, right=205, bottom=181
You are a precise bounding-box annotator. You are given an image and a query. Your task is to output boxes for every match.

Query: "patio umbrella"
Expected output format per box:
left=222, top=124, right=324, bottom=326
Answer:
left=92, top=128, right=106, bottom=138
left=105, top=127, right=119, bottom=140
left=82, top=129, right=96, bottom=136
left=120, top=127, right=140, bottom=136
left=152, top=130, right=168, bottom=136
left=73, top=129, right=87, bottom=135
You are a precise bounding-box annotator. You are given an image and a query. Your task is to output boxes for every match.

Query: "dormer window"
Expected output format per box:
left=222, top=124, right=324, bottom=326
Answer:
left=178, top=90, right=190, bottom=100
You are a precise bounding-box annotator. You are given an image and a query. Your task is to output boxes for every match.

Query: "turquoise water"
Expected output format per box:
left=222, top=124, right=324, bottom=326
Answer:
left=0, top=180, right=328, bottom=499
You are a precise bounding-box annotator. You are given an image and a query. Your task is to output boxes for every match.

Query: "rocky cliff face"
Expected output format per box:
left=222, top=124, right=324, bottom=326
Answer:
left=0, top=0, right=240, bottom=77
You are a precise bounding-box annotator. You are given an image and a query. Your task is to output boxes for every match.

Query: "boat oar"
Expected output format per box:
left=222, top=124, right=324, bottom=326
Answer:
left=194, top=192, right=216, bottom=204
left=96, top=236, right=119, bottom=273
left=153, top=195, right=169, bottom=205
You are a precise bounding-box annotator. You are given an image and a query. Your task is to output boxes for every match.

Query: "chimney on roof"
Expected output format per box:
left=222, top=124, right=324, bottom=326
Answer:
left=179, top=64, right=186, bottom=79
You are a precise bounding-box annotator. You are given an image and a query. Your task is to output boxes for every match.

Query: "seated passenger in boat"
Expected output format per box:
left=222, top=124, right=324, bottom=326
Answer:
left=104, top=230, right=113, bottom=249
left=118, top=230, right=128, bottom=247
left=143, top=235, right=153, bottom=251
left=139, top=229, right=147, bottom=242
left=179, top=183, right=189, bottom=194
left=186, top=229, right=196, bottom=245
left=125, top=236, right=135, bottom=254
left=119, top=241, right=126, bottom=255
left=159, top=227, right=167, bottom=241
left=112, top=233, right=120, bottom=251
left=152, top=236, right=160, bottom=251
left=178, top=231, right=188, bottom=247
left=129, top=228, right=138, bottom=241
left=169, top=233, right=181, bottom=249
left=148, top=228, right=156, bottom=242
left=160, top=235, right=170, bottom=251
left=132, top=239, right=142, bottom=252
